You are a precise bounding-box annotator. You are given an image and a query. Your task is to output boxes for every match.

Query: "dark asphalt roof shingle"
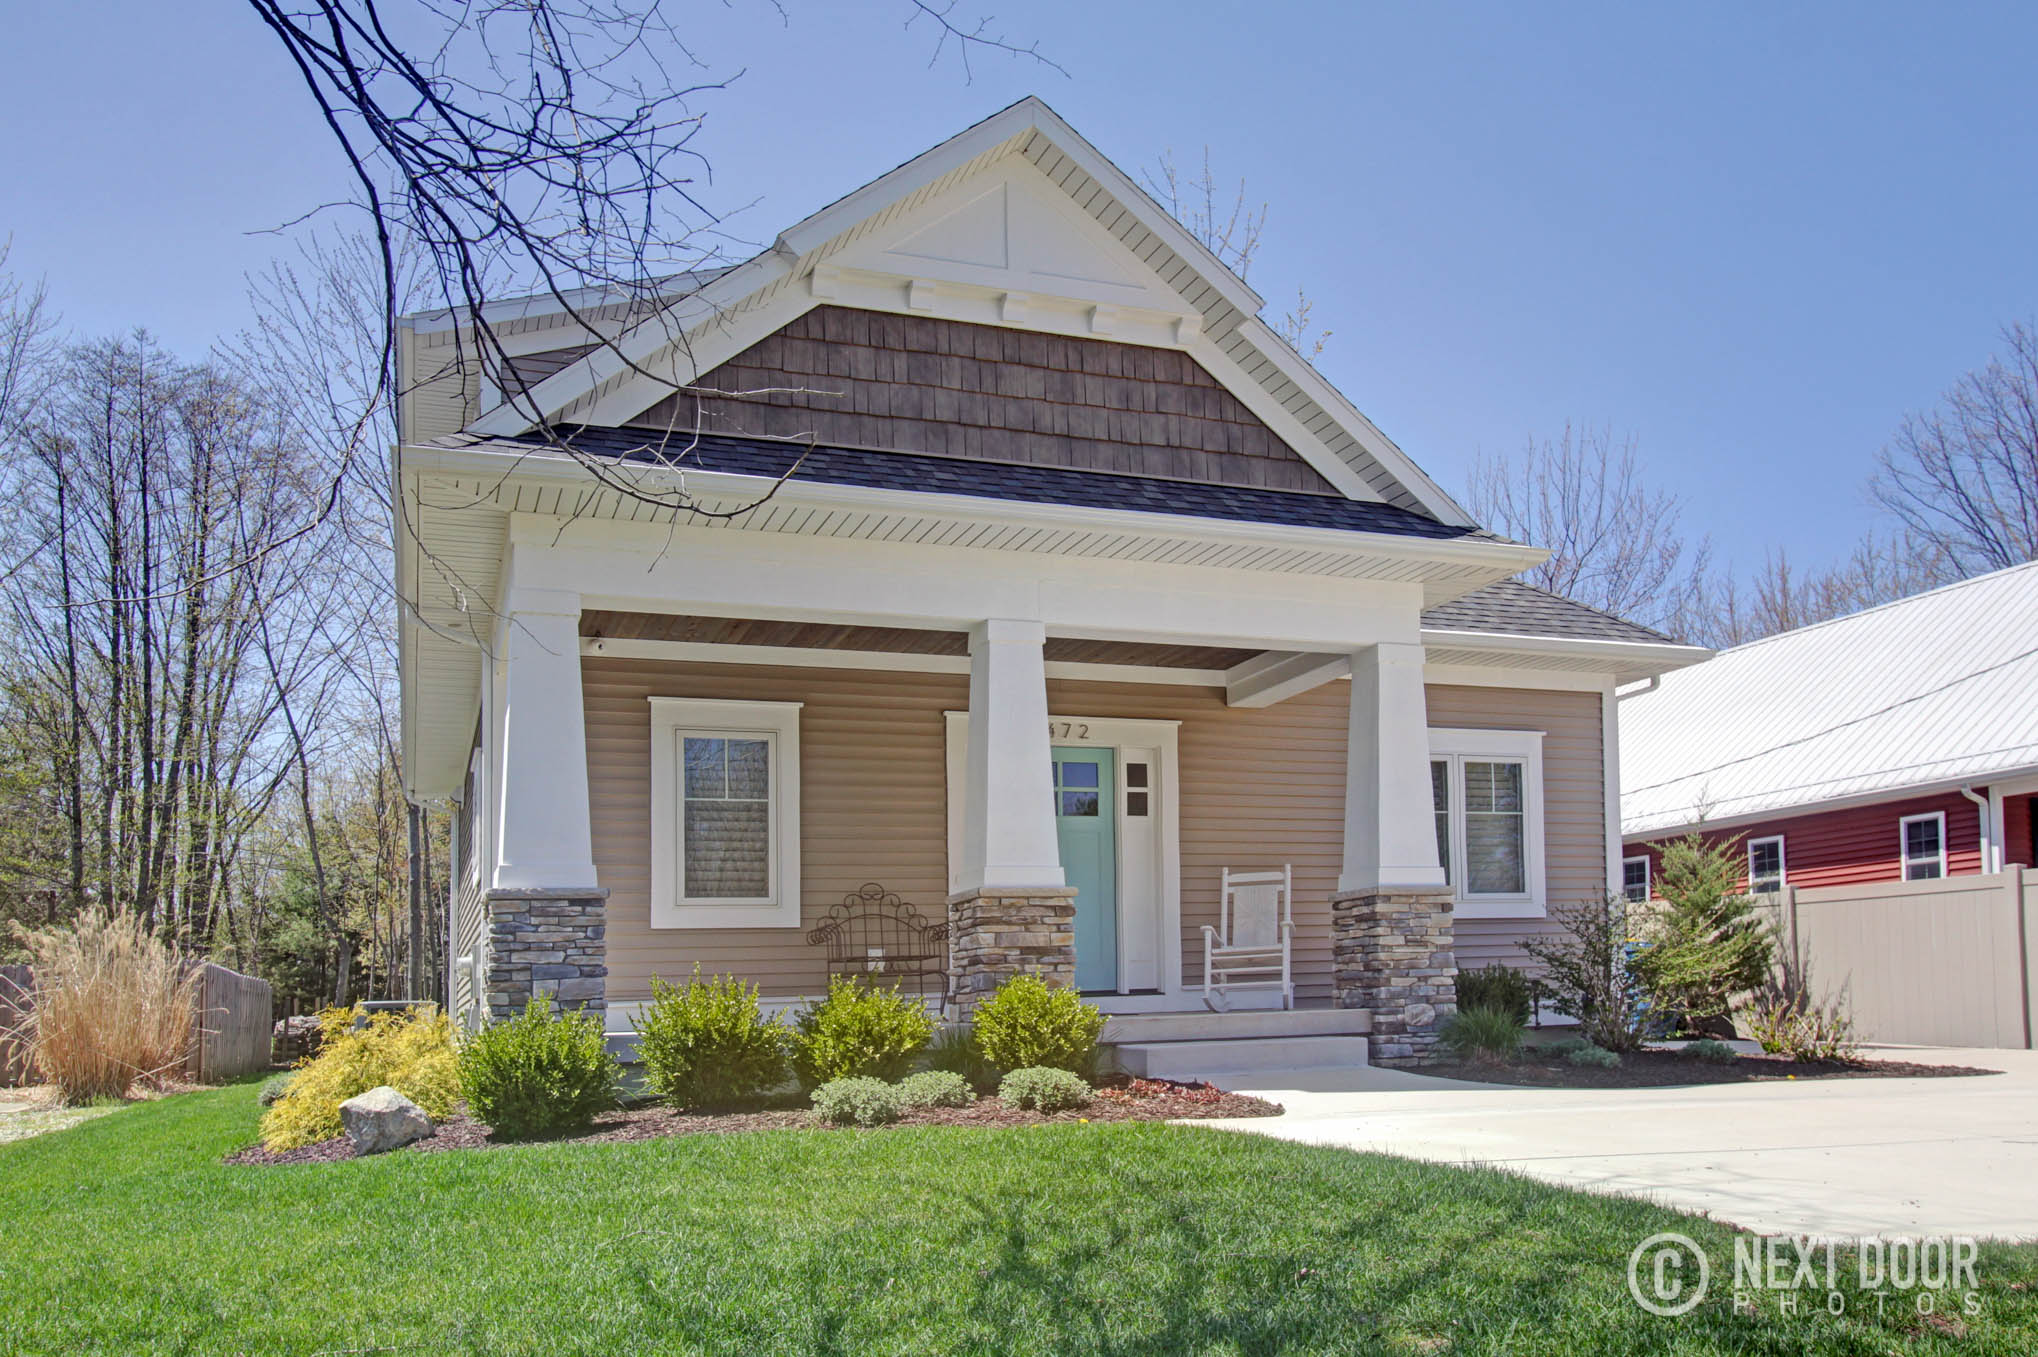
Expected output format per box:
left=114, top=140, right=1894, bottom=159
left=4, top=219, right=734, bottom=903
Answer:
left=1422, top=580, right=1679, bottom=645
left=487, top=427, right=1498, bottom=543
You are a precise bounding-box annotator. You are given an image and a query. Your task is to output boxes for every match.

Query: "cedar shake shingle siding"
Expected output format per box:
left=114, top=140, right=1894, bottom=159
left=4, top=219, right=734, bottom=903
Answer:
left=623, top=306, right=1341, bottom=494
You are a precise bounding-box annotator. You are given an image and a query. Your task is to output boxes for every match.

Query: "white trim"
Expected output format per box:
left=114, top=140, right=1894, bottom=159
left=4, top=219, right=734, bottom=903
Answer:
left=1899, top=811, right=1950, bottom=881
left=1624, top=765, right=2038, bottom=841
left=648, top=697, right=803, bottom=928
left=1622, top=854, right=1652, bottom=904
left=1602, top=680, right=1623, bottom=898
left=1421, top=626, right=1712, bottom=671
left=1424, top=663, right=1623, bottom=693
left=944, top=710, right=1184, bottom=996
left=1746, top=834, right=1787, bottom=896
left=1427, top=727, right=1547, bottom=918
left=581, top=636, right=1226, bottom=687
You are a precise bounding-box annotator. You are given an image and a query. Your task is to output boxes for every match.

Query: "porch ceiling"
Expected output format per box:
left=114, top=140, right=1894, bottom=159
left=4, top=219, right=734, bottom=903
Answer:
left=580, top=610, right=1260, bottom=671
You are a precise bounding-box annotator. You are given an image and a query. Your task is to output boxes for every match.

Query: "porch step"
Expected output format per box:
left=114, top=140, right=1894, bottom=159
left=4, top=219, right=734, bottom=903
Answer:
left=1112, top=1035, right=1369, bottom=1081
left=1100, top=1008, right=1370, bottom=1045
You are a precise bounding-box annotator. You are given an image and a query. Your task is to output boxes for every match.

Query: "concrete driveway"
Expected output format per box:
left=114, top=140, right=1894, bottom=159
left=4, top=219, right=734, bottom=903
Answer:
left=1214, top=1047, right=2038, bottom=1240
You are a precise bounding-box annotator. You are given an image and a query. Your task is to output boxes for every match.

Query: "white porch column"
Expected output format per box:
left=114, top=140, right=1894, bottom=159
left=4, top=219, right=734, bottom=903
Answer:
left=1339, top=640, right=1446, bottom=894
left=493, top=587, right=600, bottom=892
left=958, top=619, right=1063, bottom=893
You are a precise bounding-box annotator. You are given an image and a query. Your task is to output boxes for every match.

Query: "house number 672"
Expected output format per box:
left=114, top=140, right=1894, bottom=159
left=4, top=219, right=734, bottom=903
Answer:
left=1048, top=721, right=1091, bottom=740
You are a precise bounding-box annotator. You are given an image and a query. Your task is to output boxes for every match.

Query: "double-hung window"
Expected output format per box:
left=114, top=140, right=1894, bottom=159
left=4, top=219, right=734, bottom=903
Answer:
left=1428, top=728, right=1546, bottom=917
left=1622, top=855, right=1652, bottom=904
left=1900, top=812, right=1947, bottom=881
left=649, top=697, right=803, bottom=928
left=1746, top=835, right=1785, bottom=895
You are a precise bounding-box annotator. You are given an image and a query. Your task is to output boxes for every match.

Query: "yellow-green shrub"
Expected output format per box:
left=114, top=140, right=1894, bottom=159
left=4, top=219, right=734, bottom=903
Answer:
left=259, top=1007, right=459, bottom=1151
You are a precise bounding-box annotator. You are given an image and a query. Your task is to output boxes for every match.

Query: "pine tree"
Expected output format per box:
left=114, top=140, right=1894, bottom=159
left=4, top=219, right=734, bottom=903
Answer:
left=1634, top=832, right=1777, bottom=1034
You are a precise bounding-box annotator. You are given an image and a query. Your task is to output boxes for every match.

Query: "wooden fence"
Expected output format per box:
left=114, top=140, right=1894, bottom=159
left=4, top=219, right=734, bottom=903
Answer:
left=187, top=963, right=275, bottom=1083
left=1774, top=867, right=2037, bottom=1049
left=0, top=960, right=274, bottom=1087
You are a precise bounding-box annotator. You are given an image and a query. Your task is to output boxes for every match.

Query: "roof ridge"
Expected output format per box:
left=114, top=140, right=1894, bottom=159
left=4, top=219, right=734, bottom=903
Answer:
left=1717, top=557, right=2038, bottom=657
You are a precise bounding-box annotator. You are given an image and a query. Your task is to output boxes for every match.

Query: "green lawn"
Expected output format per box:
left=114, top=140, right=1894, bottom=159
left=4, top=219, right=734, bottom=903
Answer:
left=2, top=1082, right=2033, bottom=1355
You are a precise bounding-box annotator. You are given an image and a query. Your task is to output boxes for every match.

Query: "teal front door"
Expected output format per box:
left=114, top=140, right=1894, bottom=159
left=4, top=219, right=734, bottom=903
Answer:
left=1053, top=746, right=1118, bottom=991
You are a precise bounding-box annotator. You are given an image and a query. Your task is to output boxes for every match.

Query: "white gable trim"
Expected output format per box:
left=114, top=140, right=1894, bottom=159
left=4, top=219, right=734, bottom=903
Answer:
left=459, top=98, right=1474, bottom=525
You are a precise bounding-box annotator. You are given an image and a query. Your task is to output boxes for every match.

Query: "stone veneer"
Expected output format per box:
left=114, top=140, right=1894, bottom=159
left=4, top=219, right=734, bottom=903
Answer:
left=1331, top=888, right=1457, bottom=1066
left=947, top=886, right=1079, bottom=1016
left=485, top=888, right=609, bottom=1023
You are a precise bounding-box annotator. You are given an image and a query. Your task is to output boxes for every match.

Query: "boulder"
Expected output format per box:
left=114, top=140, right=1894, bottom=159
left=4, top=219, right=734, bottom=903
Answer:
left=339, top=1085, right=433, bottom=1154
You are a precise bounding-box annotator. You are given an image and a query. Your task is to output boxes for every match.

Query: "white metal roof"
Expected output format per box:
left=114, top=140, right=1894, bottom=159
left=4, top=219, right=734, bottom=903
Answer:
left=1620, top=560, right=2038, bottom=836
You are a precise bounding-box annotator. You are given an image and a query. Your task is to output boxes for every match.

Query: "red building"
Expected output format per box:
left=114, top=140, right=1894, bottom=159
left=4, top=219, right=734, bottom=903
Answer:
left=1619, top=562, right=2038, bottom=900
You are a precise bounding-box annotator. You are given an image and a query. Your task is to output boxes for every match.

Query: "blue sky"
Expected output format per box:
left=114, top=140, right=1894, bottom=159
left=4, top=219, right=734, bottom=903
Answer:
left=3, top=2, right=2034, bottom=574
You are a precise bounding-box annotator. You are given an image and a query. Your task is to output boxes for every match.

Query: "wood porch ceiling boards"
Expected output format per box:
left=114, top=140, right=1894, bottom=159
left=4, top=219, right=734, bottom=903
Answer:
left=579, top=610, right=1258, bottom=671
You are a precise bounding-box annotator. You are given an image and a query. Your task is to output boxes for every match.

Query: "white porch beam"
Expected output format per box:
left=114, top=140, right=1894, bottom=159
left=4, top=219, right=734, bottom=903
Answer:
left=493, top=586, right=600, bottom=892
left=957, top=619, right=1064, bottom=894
left=516, top=519, right=1432, bottom=657
left=1339, top=641, right=1447, bottom=894
left=1224, top=651, right=1351, bottom=708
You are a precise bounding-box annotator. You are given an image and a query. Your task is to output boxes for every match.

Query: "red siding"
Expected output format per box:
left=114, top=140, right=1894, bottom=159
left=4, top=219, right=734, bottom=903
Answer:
left=2006, top=793, right=2037, bottom=870
left=1629, top=789, right=1984, bottom=892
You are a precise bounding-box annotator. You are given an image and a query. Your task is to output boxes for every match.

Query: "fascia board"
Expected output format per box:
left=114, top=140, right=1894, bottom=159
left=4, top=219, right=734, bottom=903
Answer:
left=1422, top=626, right=1712, bottom=671
left=1623, top=764, right=2038, bottom=841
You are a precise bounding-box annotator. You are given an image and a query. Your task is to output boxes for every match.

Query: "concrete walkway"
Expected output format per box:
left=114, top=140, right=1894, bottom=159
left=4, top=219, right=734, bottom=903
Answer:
left=1211, top=1047, right=2038, bottom=1240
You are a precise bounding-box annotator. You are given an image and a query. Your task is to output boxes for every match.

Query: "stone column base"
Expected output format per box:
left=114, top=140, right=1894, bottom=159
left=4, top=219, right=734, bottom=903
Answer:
left=947, top=885, right=1079, bottom=1017
left=1331, top=887, right=1456, bottom=1066
left=485, top=887, right=610, bottom=1024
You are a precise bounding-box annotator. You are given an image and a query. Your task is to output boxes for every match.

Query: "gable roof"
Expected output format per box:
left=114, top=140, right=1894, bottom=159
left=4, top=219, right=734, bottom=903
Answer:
left=1423, top=579, right=1677, bottom=645
left=452, top=96, right=1477, bottom=527
left=1621, top=560, right=2038, bottom=836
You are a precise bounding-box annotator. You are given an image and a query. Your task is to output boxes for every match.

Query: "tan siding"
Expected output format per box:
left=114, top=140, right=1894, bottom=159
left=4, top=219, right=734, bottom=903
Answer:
left=1426, top=685, right=1609, bottom=972
left=587, top=657, right=963, bottom=1000
left=584, top=658, right=1606, bottom=1002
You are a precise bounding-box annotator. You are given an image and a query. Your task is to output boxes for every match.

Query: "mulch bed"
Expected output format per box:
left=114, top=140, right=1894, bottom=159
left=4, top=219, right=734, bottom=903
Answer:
left=1426, top=1046, right=2001, bottom=1090
left=225, top=1076, right=1282, bottom=1165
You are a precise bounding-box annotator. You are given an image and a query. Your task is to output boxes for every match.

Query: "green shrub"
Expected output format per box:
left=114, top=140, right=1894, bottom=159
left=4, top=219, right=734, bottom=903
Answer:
left=635, top=969, right=789, bottom=1110
left=1633, top=833, right=1777, bottom=1031
left=1523, top=895, right=1646, bottom=1051
left=1455, top=964, right=1534, bottom=1025
left=810, top=1075, right=905, bottom=1126
left=971, top=975, right=1105, bottom=1075
left=897, top=1070, right=974, bottom=1109
left=260, top=1007, right=459, bottom=1151
left=1541, top=1034, right=1593, bottom=1057
left=1680, top=1038, right=1739, bottom=1064
left=1439, top=1006, right=1523, bottom=1062
left=998, top=1065, right=1092, bottom=1113
left=923, top=1025, right=1000, bottom=1092
left=790, top=976, right=934, bottom=1086
left=457, top=1000, right=619, bottom=1139
left=256, top=1073, right=297, bottom=1107
left=1565, top=1043, right=1621, bottom=1069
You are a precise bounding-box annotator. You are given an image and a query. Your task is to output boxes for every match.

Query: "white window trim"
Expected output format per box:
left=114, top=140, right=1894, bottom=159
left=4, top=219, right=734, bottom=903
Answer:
left=649, top=697, right=803, bottom=928
left=1428, top=727, right=1545, bottom=919
left=1622, top=854, right=1651, bottom=903
left=1900, top=811, right=1949, bottom=881
left=1746, top=834, right=1786, bottom=895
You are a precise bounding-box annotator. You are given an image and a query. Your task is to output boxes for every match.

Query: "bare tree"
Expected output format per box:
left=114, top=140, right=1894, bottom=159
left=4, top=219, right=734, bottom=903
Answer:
left=1142, top=148, right=1331, bottom=363
left=1676, top=531, right=1959, bottom=649
left=1872, top=320, right=2038, bottom=577
left=1466, top=424, right=1710, bottom=636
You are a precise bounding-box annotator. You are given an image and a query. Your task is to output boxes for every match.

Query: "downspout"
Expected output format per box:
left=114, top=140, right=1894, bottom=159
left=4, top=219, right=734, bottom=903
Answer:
left=1960, top=786, right=1995, bottom=874
left=1615, top=675, right=1661, bottom=702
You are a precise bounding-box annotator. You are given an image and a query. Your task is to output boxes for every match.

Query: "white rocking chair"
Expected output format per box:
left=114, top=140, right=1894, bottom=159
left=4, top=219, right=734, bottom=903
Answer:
left=1201, top=866, right=1294, bottom=1010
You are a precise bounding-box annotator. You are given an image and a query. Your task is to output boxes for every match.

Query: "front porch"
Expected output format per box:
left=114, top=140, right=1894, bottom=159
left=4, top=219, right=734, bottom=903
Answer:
left=471, top=598, right=1461, bottom=1065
